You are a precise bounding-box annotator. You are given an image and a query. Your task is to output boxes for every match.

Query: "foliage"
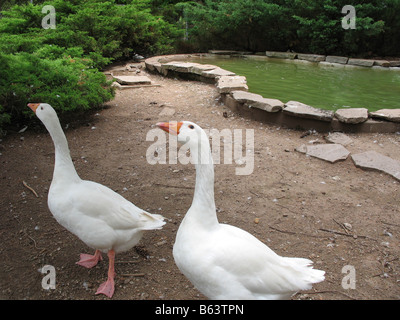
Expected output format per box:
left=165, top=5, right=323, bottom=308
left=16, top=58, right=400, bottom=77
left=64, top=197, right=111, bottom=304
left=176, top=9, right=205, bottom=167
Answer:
left=0, top=0, right=182, bottom=133
left=176, top=0, right=398, bottom=57
left=0, top=52, right=114, bottom=122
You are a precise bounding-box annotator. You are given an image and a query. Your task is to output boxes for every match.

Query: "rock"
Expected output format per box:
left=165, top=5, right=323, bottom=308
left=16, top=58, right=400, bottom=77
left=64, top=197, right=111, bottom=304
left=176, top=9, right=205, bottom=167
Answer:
left=217, top=76, right=248, bottom=93
left=231, top=90, right=261, bottom=103
left=347, top=58, right=375, bottom=67
left=306, top=144, right=350, bottom=163
left=208, top=50, right=252, bottom=55
left=369, top=109, right=400, bottom=123
left=297, top=53, right=326, bottom=62
left=283, top=101, right=334, bottom=122
left=162, top=61, right=199, bottom=73
left=158, top=107, right=176, bottom=117
left=113, top=76, right=152, bottom=85
left=254, top=98, right=284, bottom=113
left=145, top=57, right=162, bottom=73
left=334, top=108, right=369, bottom=124
left=265, top=51, right=297, bottom=59
left=325, top=56, right=349, bottom=64
left=351, top=151, right=400, bottom=181
left=389, top=61, right=400, bottom=67
left=231, top=91, right=283, bottom=112
left=191, top=64, right=218, bottom=75
left=373, top=60, right=390, bottom=67
left=324, top=132, right=353, bottom=146
left=201, top=67, right=236, bottom=78
left=295, top=144, right=307, bottom=154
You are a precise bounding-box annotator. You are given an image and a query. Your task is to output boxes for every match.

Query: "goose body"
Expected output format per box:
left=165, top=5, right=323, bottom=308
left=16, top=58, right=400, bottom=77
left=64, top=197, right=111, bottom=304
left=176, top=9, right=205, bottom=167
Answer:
left=157, top=121, right=325, bottom=300
left=29, top=103, right=165, bottom=297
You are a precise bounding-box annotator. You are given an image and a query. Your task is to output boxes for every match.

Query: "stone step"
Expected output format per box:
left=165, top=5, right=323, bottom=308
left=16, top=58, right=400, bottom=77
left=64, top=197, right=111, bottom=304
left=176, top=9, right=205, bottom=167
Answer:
left=113, top=75, right=152, bottom=85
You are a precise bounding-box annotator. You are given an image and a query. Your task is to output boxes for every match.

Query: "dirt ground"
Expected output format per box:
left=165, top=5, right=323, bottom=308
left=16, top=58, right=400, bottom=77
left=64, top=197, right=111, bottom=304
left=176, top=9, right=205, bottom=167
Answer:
left=1, top=63, right=399, bottom=300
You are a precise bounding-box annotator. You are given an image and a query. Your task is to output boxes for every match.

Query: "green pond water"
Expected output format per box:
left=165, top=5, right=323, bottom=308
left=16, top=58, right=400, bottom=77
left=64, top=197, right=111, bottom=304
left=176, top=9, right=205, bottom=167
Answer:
left=190, top=57, right=400, bottom=112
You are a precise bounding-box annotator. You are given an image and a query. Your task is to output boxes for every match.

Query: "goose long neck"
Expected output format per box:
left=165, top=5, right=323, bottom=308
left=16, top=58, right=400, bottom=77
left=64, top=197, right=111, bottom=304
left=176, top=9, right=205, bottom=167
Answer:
left=188, top=134, right=218, bottom=226
left=45, top=116, right=80, bottom=183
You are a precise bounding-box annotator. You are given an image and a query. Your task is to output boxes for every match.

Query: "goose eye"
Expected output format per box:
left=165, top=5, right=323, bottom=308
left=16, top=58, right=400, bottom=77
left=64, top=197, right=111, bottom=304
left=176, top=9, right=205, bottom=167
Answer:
left=189, top=125, right=194, bottom=129
left=40, top=106, right=44, bottom=110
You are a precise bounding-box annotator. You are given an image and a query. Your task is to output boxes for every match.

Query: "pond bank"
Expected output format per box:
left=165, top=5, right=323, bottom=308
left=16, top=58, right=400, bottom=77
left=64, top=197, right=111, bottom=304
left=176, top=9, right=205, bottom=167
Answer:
left=145, top=53, right=400, bottom=133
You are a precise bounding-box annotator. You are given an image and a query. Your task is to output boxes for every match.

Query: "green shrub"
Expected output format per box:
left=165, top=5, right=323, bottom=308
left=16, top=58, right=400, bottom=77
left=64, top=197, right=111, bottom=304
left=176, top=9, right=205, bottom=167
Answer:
left=0, top=52, right=114, bottom=124
left=0, top=0, right=182, bottom=132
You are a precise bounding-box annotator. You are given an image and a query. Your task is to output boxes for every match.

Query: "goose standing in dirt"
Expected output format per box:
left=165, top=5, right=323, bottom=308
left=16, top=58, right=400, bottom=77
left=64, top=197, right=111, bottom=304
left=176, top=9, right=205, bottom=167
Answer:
left=28, top=103, right=165, bottom=298
left=157, top=121, right=325, bottom=300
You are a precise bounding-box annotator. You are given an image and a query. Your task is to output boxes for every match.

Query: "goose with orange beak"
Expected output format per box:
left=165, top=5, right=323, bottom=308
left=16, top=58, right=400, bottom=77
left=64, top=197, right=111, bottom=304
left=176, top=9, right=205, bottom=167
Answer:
left=157, top=121, right=325, bottom=300
left=28, top=103, right=165, bottom=298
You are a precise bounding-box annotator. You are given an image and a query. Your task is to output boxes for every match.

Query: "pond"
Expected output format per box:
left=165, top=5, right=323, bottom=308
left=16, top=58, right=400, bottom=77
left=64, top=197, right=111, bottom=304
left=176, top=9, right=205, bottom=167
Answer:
left=190, top=57, right=400, bottom=112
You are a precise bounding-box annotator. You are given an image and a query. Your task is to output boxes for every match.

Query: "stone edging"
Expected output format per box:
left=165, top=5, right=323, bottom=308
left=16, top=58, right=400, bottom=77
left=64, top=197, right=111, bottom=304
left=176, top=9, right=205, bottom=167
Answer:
left=145, top=53, right=400, bottom=133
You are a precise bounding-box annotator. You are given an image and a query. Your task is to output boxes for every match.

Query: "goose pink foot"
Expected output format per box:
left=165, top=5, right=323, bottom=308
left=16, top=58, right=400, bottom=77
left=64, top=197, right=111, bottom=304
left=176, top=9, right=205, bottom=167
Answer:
left=76, top=249, right=103, bottom=268
left=96, top=250, right=116, bottom=298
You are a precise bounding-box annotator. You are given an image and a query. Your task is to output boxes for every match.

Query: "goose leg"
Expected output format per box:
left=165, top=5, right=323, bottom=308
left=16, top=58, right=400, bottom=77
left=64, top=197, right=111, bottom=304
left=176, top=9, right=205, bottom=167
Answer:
left=76, top=249, right=103, bottom=268
left=96, top=250, right=116, bottom=298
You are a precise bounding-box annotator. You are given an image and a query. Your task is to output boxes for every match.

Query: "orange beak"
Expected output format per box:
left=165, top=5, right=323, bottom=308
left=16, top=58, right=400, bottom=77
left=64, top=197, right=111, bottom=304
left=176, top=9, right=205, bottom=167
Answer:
left=157, top=121, right=182, bottom=135
left=27, top=103, right=40, bottom=113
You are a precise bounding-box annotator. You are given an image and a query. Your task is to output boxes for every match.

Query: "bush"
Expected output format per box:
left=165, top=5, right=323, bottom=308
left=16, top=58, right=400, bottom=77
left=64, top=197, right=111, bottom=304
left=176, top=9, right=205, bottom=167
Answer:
left=0, top=0, right=182, bottom=133
left=0, top=52, right=114, bottom=126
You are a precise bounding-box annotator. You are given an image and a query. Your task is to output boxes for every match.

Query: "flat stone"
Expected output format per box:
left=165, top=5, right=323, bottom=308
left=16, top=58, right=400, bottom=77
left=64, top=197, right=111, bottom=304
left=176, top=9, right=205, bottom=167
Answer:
left=231, top=90, right=261, bottom=103
left=231, top=91, right=283, bottom=112
left=334, top=108, right=369, bottom=124
left=159, top=107, right=176, bottom=117
left=389, top=61, right=400, bottom=67
left=295, top=144, right=307, bottom=154
left=369, top=109, right=400, bottom=123
left=324, top=132, right=353, bottom=146
left=145, top=57, right=162, bottom=72
left=202, top=67, right=236, bottom=78
left=351, top=151, right=400, bottom=181
left=373, top=60, right=390, bottom=67
left=255, top=98, right=284, bottom=112
left=266, top=51, right=297, bottom=59
left=325, top=56, right=349, bottom=64
left=306, top=144, right=350, bottom=163
left=297, top=53, right=326, bottom=62
left=114, top=75, right=152, bottom=85
left=208, top=50, right=252, bottom=55
left=217, top=76, right=248, bottom=93
left=284, top=101, right=333, bottom=122
left=209, top=50, right=241, bottom=55
left=191, top=64, right=218, bottom=75
left=347, top=58, right=374, bottom=67
left=162, top=61, right=199, bottom=73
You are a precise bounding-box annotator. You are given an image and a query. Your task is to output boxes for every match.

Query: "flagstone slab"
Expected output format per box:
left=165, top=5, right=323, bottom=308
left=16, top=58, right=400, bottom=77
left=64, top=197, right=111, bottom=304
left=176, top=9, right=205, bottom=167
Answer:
left=230, top=91, right=283, bottom=112
left=351, top=151, right=400, bottom=181
left=284, top=101, right=334, bottom=122
left=326, top=56, right=349, bottom=64
left=334, top=108, right=369, bottom=124
left=114, top=75, right=152, bottom=85
left=217, top=76, right=248, bottom=93
left=325, top=132, right=354, bottom=146
left=162, top=61, right=199, bottom=73
left=306, top=144, right=350, bottom=163
left=201, top=67, right=236, bottom=78
left=369, top=109, right=400, bottom=123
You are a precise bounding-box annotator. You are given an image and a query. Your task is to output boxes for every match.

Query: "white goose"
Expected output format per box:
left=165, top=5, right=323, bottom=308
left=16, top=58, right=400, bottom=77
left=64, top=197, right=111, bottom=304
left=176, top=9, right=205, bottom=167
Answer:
left=28, top=103, right=165, bottom=298
left=157, top=121, right=325, bottom=300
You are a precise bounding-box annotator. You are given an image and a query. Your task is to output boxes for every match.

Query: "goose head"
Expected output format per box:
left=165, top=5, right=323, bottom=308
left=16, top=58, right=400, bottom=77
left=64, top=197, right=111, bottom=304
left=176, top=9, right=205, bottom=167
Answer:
left=157, top=121, right=207, bottom=145
left=157, top=121, right=211, bottom=165
left=28, top=103, right=57, bottom=124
